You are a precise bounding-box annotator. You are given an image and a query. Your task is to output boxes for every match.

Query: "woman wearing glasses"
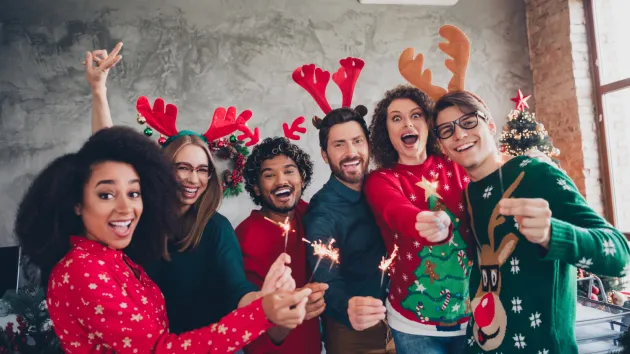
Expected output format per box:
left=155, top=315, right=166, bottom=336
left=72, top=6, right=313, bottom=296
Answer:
left=84, top=43, right=296, bottom=337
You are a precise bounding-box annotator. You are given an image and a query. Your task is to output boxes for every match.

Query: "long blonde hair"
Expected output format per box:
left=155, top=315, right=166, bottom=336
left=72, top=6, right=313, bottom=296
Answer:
left=162, top=135, right=222, bottom=252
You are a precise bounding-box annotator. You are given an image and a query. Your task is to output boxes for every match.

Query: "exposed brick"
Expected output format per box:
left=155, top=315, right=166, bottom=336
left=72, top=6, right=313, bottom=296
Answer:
left=524, top=0, right=605, bottom=215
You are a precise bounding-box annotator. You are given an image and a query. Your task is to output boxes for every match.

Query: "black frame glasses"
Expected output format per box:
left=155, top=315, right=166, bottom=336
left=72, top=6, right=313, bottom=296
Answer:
left=433, top=110, right=488, bottom=140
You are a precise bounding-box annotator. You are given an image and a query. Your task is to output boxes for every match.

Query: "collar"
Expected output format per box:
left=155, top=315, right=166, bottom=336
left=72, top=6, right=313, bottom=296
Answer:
left=70, top=236, right=123, bottom=260
left=327, top=174, right=361, bottom=203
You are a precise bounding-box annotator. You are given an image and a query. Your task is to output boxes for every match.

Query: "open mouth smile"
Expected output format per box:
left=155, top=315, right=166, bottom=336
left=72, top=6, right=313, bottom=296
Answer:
left=455, top=141, right=477, bottom=152
left=273, top=187, right=294, bottom=202
left=182, top=187, right=200, bottom=199
left=401, top=133, right=419, bottom=146
left=108, top=219, right=134, bottom=238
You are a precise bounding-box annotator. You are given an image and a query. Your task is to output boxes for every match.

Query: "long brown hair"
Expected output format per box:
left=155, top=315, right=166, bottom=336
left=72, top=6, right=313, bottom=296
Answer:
left=162, top=135, right=222, bottom=252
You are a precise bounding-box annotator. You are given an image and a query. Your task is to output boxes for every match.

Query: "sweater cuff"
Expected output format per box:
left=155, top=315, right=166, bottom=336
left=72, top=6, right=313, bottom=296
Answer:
left=543, top=218, right=578, bottom=262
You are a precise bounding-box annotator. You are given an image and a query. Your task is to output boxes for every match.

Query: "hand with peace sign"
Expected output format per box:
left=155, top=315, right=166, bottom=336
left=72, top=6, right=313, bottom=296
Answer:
left=83, top=42, right=123, bottom=93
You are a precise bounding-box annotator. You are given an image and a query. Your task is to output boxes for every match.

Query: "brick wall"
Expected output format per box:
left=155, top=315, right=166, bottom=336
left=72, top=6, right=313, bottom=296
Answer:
left=524, top=0, right=604, bottom=215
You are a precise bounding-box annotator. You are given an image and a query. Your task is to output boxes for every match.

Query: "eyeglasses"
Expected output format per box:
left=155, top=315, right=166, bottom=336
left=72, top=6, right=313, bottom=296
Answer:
left=174, top=162, right=211, bottom=180
left=433, top=111, right=488, bottom=140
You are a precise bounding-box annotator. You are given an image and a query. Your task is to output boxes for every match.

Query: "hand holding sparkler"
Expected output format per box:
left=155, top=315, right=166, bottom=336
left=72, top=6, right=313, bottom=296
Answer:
left=262, top=288, right=312, bottom=329
left=261, top=253, right=296, bottom=296
left=415, top=211, right=451, bottom=243
left=302, top=282, right=329, bottom=320
left=348, top=296, right=386, bottom=331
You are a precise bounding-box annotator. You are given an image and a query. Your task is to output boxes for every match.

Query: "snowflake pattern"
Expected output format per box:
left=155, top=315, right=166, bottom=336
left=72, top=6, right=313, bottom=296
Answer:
left=402, top=274, right=408, bottom=281
left=46, top=237, right=272, bottom=353
left=512, top=297, right=523, bottom=313
left=463, top=176, right=470, bottom=183
left=458, top=203, right=464, bottom=211
left=406, top=253, right=413, bottom=261
left=557, top=178, right=571, bottom=191
left=576, top=257, right=593, bottom=269
left=447, top=171, right=453, bottom=178
left=519, top=159, right=532, bottom=168
left=409, top=194, right=417, bottom=202
left=603, top=240, right=616, bottom=256
left=467, top=337, right=474, bottom=347
left=413, top=241, right=421, bottom=248
left=483, top=186, right=493, bottom=199
left=510, top=257, right=520, bottom=274
left=529, top=312, right=542, bottom=328
left=444, top=184, right=450, bottom=191
left=538, top=349, right=550, bottom=354
left=430, top=170, right=438, bottom=177
left=437, top=163, right=443, bottom=169
left=513, top=333, right=526, bottom=349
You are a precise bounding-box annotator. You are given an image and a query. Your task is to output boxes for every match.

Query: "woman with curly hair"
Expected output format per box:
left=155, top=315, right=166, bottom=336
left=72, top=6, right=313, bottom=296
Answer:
left=364, top=85, right=471, bottom=353
left=236, top=137, right=327, bottom=354
left=84, top=43, right=295, bottom=337
left=15, top=126, right=312, bottom=353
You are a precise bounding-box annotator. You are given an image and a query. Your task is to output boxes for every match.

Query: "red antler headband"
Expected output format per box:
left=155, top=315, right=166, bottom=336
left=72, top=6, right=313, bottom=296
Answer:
left=136, top=96, right=260, bottom=147
left=283, top=57, right=365, bottom=140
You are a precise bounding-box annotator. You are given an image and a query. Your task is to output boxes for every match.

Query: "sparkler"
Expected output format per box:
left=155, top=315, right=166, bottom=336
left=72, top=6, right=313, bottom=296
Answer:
left=303, top=238, right=340, bottom=282
left=264, top=216, right=292, bottom=253
left=378, top=245, right=399, bottom=288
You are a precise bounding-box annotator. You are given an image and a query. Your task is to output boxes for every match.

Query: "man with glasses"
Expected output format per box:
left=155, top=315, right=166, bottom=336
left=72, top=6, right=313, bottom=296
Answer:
left=431, top=91, right=630, bottom=353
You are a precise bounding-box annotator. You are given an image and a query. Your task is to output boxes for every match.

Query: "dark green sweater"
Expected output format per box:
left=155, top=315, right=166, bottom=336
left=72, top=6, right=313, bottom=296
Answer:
left=146, top=212, right=257, bottom=334
left=465, top=156, right=630, bottom=353
left=303, top=174, right=388, bottom=328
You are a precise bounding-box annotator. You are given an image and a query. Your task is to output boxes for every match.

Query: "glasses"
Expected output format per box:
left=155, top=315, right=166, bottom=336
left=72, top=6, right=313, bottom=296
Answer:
left=433, top=111, right=487, bottom=140
left=174, top=162, right=211, bottom=180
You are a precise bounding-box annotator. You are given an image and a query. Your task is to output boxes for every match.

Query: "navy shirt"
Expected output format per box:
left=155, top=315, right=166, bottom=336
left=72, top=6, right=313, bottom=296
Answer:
left=303, top=174, right=388, bottom=328
left=146, top=212, right=257, bottom=334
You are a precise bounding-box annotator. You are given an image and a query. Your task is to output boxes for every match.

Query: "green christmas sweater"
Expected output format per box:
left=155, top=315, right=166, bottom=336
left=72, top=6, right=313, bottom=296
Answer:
left=465, top=155, right=630, bottom=353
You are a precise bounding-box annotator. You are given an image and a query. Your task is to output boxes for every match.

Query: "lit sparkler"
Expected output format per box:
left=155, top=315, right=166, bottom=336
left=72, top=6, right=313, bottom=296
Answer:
left=264, top=216, right=292, bottom=253
left=303, top=238, right=340, bottom=282
left=378, top=245, right=399, bottom=287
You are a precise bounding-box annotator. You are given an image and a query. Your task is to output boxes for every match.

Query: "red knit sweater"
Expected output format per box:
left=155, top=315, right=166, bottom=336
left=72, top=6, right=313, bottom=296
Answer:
left=364, top=155, right=472, bottom=336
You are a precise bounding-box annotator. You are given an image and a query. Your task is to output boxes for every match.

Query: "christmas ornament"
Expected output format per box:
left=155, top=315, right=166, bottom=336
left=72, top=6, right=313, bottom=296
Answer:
left=399, top=25, right=470, bottom=101
left=158, top=136, right=167, bottom=145
left=136, top=113, right=146, bottom=124
left=292, top=56, right=365, bottom=139
left=510, top=89, right=532, bottom=111
left=591, top=285, right=600, bottom=295
left=229, top=135, right=237, bottom=143
left=143, top=127, right=153, bottom=137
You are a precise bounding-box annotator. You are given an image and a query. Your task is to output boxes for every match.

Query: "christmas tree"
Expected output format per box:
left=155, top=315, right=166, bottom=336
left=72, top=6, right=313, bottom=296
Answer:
left=499, top=90, right=560, bottom=162
left=401, top=177, right=471, bottom=325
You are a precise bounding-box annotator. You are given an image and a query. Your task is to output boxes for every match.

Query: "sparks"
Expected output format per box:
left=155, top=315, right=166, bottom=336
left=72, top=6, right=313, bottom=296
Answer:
left=265, top=216, right=292, bottom=252
left=303, top=238, right=340, bottom=281
left=378, top=245, right=399, bottom=287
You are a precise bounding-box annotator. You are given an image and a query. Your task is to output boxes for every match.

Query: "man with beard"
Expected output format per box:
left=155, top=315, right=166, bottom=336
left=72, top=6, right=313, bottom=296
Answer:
left=236, top=137, right=328, bottom=354
left=303, top=106, right=396, bottom=354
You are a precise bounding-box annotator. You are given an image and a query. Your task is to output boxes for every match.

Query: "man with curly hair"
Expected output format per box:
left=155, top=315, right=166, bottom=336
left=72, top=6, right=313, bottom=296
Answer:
left=236, top=137, right=328, bottom=354
left=303, top=106, right=395, bottom=354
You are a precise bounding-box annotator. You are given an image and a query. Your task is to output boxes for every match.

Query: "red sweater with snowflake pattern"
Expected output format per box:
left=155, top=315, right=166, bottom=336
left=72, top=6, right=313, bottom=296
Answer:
left=364, top=155, right=473, bottom=336
left=47, top=237, right=273, bottom=353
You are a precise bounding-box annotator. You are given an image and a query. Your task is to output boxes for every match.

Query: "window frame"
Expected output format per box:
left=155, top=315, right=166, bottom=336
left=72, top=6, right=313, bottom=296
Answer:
left=585, top=0, right=630, bottom=236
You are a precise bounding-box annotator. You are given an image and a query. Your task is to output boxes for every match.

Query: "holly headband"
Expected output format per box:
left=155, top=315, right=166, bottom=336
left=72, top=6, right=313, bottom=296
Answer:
left=283, top=57, right=365, bottom=140
left=135, top=96, right=260, bottom=148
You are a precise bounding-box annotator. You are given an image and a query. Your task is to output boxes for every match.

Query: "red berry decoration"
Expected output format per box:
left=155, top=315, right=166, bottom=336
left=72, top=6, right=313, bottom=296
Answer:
left=591, top=285, right=600, bottom=295
left=208, top=138, right=249, bottom=197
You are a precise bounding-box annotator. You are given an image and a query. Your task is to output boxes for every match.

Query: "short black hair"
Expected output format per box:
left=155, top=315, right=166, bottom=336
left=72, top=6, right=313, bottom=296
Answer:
left=313, top=106, right=370, bottom=152
left=369, top=85, right=440, bottom=168
left=15, top=126, right=180, bottom=287
left=243, top=137, right=314, bottom=206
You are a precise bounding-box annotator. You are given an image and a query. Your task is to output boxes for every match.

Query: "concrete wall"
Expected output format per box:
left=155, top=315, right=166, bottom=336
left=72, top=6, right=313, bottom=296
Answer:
left=0, top=0, right=533, bottom=247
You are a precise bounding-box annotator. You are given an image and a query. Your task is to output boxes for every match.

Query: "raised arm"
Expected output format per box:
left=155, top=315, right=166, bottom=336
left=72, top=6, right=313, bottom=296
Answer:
left=47, top=255, right=311, bottom=354
left=364, top=172, right=451, bottom=245
left=84, top=42, right=122, bottom=134
left=500, top=163, right=630, bottom=277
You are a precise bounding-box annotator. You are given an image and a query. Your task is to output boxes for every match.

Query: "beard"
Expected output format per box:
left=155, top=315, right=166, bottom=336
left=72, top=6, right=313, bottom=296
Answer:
left=330, top=156, right=368, bottom=185
left=260, top=186, right=302, bottom=214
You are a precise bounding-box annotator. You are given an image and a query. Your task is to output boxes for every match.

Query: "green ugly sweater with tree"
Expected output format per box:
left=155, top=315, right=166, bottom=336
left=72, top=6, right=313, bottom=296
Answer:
left=464, top=156, right=630, bottom=353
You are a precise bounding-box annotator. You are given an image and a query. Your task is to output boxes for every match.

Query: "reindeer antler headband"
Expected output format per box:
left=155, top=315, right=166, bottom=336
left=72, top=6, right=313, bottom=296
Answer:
left=135, top=97, right=260, bottom=147
left=283, top=57, right=365, bottom=140
left=398, top=25, right=471, bottom=101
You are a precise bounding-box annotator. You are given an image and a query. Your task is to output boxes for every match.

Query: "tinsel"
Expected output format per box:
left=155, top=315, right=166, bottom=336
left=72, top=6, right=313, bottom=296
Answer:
left=209, top=136, right=249, bottom=198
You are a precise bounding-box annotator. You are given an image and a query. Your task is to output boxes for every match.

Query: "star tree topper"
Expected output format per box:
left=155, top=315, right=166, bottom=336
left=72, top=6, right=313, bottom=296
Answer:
left=416, top=176, right=443, bottom=201
left=510, top=89, right=531, bottom=111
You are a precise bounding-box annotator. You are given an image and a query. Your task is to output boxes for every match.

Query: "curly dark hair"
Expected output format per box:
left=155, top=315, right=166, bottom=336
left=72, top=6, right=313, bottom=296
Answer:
left=312, top=106, right=370, bottom=152
left=243, top=137, right=314, bottom=206
left=369, top=85, right=441, bottom=168
left=15, top=126, right=180, bottom=287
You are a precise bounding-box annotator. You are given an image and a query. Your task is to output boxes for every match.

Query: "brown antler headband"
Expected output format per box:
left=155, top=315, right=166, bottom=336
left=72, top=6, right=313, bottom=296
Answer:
left=399, top=25, right=471, bottom=101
